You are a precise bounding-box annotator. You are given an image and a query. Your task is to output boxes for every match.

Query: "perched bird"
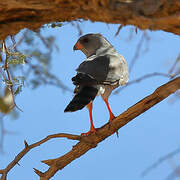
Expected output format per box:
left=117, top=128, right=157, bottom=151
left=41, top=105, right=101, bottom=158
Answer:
left=64, top=33, right=128, bottom=136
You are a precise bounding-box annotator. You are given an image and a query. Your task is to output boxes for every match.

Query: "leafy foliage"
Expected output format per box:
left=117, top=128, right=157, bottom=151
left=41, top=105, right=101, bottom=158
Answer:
left=0, top=28, right=70, bottom=117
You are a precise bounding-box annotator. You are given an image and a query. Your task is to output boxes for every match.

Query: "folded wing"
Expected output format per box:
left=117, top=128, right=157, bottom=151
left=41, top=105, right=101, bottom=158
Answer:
left=76, top=54, right=128, bottom=85
left=64, top=54, right=128, bottom=112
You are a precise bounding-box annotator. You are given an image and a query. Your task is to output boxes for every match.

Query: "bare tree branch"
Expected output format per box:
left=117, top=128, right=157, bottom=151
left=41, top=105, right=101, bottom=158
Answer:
left=37, top=77, right=180, bottom=180
left=1, top=77, right=179, bottom=179
left=0, top=133, right=82, bottom=180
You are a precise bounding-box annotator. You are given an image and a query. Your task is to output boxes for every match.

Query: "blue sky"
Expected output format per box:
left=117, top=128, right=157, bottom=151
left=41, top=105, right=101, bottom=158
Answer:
left=1, top=22, right=180, bottom=180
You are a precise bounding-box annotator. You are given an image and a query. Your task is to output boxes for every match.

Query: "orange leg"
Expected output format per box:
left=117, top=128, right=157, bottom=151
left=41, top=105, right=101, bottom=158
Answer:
left=103, top=98, right=118, bottom=137
left=103, top=98, right=115, bottom=122
left=81, top=101, right=96, bottom=136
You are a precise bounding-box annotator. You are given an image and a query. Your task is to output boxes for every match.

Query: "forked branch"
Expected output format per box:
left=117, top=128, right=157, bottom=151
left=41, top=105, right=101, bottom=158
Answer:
left=1, top=77, right=180, bottom=180
left=0, top=133, right=81, bottom=180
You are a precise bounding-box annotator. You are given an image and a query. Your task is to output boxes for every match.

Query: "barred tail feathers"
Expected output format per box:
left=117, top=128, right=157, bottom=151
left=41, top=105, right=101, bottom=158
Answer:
left=64, top=86, right=98, bottom=112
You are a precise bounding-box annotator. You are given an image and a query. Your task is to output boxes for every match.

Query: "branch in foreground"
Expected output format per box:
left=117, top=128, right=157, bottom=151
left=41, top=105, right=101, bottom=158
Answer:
left=1, top=77, right=180, bottom=180
left=0, top=133, right=81, bottom=180
left=37, top=77, right=180, bottom=180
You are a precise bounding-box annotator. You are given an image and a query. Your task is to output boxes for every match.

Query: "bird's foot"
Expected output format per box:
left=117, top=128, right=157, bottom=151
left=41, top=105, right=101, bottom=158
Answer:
left=109, top=113, right=116, bottom=123
left=81, top=128, right=97, bottom=136
left=109, top=114, right=119, bottom=137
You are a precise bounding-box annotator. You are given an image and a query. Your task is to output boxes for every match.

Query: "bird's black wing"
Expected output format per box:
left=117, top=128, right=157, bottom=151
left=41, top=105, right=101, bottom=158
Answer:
left=76, top=55, right=125, bottom=85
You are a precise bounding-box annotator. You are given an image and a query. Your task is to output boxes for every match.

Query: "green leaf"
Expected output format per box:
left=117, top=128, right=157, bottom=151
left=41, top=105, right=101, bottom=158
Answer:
left=12, top=77, right=20, bottom=84
left=14, top=85, right=22, bottom=96
left=5, top=80, right=13, bottom=86
left=8, top=58, right=25, bottom=65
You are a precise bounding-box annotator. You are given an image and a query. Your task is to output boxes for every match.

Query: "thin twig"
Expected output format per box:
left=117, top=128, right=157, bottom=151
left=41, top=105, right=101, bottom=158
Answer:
left=36, top=32, right=50, bottom=49
left=168, top=54, right=180, bottom=74
left=2, top=40, right=23, bottom=112
left=129, top=31, right=149, bottom=72
left=10, top=30, right=27, bottom=50
left=115, top=25, right=123, bottom=36
left=71, top=22, right=83, bottom=36
left=114, top=72, right=173, bottom=94
left=25, top=61, right=72, bottom=92
left=10, top=32, right=71, bottom=93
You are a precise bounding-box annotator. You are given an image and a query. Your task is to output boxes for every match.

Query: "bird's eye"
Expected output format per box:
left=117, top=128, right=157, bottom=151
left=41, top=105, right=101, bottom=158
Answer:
left=83, top=38, right=89, bottom=43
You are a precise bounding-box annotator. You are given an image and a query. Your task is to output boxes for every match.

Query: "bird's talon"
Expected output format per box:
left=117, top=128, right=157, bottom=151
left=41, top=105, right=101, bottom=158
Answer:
left=81, top=129, right=97, bottom=136
left=109, top=114, right=116, bottom=123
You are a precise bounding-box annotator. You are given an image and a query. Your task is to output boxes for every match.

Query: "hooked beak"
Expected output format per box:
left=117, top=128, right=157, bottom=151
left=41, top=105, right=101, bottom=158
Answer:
left=73, top=41, right=83, bottom=51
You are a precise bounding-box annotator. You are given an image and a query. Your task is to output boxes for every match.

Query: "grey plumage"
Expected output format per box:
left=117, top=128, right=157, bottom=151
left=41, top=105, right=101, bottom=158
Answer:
left=64, top=33, right=128, bottom=112
left=76, top=54, right=128, bottom=85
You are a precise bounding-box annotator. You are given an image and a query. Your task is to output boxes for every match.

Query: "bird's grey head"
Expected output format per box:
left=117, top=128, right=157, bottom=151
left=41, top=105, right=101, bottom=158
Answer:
left=73, top=33, right=113, bottom=57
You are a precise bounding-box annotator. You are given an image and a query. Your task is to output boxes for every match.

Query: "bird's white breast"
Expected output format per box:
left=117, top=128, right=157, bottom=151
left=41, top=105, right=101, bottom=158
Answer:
left=97, top=85, right=106, bottom=95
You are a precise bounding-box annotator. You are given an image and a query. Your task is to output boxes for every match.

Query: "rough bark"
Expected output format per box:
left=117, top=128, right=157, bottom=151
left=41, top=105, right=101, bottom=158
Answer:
left=0, top=0, right=180, bottom=40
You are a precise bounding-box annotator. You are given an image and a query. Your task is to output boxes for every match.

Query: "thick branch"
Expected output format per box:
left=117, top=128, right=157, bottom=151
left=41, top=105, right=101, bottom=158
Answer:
left=0, top=0, right=180, bottom=39
left=37, top=77, right=180, bottom=179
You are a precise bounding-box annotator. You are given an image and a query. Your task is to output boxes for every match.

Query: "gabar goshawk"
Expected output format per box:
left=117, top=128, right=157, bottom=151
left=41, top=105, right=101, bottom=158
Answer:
left=64, top=33, right=128, bottom=136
